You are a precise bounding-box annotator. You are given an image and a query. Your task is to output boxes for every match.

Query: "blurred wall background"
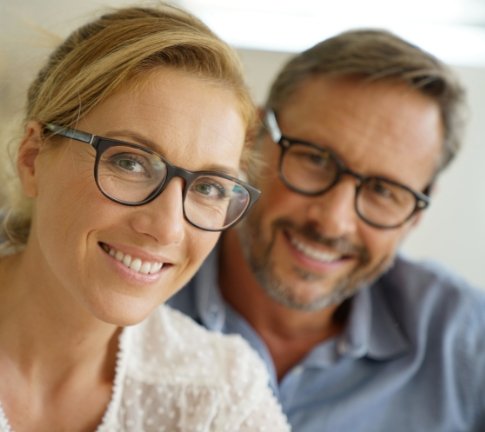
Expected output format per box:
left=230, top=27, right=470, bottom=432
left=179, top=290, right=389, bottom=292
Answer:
left=1, top=0, right=484, bottom=287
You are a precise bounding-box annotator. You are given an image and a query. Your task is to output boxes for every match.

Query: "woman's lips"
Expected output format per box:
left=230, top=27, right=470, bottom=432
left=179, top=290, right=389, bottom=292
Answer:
left=100, top=243, right=164, bottom=275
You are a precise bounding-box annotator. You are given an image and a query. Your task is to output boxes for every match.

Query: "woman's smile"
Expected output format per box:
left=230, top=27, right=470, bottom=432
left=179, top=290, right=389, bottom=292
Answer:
left=100, top=242, right=165, bottom=275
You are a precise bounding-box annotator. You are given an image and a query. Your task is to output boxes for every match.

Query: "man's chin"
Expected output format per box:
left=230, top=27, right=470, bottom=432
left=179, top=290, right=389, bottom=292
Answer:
left=257, top=259, right=393, bottom=312
left=262, top=281, right=359, bottom=312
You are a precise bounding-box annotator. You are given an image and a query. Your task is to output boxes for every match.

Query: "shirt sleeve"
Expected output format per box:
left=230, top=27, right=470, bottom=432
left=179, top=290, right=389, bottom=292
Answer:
left=458, top=289, right=485, bottom=431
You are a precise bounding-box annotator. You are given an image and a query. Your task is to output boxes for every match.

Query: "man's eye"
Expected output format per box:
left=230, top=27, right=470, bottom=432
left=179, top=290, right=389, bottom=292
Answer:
left=307, top=153, right=330, bottom=167
left=292, top=148, right=332, bottom=168
left=371, top=181, right=393, bottom=197
left=366, top=179, right=407, bottom=204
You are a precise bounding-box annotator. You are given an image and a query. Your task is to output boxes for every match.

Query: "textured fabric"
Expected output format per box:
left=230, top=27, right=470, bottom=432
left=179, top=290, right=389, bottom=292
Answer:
left=169, top=247, right=485, bottom=432
left=0, top=305, right=290, bottom=432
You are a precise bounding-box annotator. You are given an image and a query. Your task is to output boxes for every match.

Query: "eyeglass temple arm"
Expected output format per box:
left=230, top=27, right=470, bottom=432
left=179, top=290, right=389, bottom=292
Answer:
left=44, top=123, right=95, bottom=145
left=264, top=110, right=282, bottom=143
left=423, top=184, right=433, bottom=197
left=415, top=184, right=433, bottom=210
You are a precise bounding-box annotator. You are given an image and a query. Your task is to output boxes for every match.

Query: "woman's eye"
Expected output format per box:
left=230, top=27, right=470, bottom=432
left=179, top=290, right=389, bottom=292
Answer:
left=116, top=158, right=144, bottom=172
left=110, top=153, right=148, bottom=174
left=194, top=181, right=226, bottom=199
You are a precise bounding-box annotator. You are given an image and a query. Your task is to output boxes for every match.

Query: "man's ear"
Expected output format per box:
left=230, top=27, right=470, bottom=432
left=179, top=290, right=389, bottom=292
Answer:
left=17, top=121, right=45, bottom=198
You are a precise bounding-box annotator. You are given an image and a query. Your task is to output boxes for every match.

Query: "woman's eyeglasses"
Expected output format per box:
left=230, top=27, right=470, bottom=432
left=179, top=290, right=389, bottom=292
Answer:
left=44, top=123, right=260, bottom=232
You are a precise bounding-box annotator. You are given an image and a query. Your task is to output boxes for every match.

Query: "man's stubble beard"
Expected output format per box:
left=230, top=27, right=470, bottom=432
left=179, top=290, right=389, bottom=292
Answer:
left=236, top=213, right=394, bottom=312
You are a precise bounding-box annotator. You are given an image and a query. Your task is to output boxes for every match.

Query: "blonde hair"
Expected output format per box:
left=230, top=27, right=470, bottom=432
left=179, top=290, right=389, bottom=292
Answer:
left=1, top=4, right=255, bottom=248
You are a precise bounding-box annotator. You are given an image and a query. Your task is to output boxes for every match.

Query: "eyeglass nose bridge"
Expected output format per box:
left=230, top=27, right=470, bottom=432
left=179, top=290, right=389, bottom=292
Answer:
left=310, top=166, right=374, bottom=228
left=323, top=161, right=366, bottom=198
left=145, top=163, right=193, bottom=204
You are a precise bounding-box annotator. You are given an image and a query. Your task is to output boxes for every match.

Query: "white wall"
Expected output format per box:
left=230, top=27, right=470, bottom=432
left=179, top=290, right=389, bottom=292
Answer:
left=237, top=48, right=485, bottom=289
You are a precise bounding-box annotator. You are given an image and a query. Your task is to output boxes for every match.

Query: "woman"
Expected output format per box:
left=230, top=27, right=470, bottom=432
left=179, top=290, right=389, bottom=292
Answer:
left=0, top=4, right=289, bottom=431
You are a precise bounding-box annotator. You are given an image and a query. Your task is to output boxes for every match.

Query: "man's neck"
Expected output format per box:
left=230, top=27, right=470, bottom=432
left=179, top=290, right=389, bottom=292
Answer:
left=218, top=230, right=346, bottom=380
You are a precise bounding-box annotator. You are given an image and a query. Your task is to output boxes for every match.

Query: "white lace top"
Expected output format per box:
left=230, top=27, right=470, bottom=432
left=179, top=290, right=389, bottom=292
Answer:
left=0, top=305, right=290, bottom=432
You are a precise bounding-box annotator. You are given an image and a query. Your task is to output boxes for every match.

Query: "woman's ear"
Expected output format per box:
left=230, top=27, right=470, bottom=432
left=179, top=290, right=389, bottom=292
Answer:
left=17, top=121, right=45, bottom=198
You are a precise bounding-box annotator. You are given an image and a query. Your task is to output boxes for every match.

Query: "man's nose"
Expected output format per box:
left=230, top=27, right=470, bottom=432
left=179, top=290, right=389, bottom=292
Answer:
left=305, top=176, right=359, bottom=238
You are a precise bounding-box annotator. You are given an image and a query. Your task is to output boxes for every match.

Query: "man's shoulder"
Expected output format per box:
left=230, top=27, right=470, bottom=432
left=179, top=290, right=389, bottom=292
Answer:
left=378, top=255, right=483, bottom=299
left=373, top=255, right=485, bottom=340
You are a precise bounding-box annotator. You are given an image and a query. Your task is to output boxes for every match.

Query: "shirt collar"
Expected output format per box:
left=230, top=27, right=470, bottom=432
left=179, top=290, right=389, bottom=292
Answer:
left=193, top=245, right=227, bottom=331
left=193, top=246, right=410, bottom=361
left=341, top=276, right=410, bottom=360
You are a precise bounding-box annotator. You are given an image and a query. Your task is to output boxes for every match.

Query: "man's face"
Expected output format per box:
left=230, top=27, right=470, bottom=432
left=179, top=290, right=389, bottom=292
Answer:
left=238, top=76, right=443, bottom=311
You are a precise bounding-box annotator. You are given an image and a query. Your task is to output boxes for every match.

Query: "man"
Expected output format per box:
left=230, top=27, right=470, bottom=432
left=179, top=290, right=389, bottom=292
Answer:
left=169, top=29, right=485, bottom=431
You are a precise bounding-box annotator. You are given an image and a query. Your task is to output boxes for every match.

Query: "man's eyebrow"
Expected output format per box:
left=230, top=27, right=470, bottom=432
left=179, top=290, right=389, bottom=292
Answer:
left=103, top=130, right=240, bottom=177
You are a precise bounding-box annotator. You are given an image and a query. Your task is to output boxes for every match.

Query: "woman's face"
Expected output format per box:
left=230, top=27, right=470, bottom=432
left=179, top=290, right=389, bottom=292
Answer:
left=21, top=68, right=246, bottom=325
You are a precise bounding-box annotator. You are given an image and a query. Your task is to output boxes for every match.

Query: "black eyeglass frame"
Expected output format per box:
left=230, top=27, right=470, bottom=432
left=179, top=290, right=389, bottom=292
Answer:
left=264, top=110, right=431, bottom=229
left=43, top=123, right=261, bottom=232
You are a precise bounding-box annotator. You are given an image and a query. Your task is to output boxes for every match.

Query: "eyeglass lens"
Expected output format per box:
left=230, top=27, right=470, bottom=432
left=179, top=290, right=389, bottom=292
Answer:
left=96, top=142, right=252, bottom=231
left=280, top=142, right=420, bottom=228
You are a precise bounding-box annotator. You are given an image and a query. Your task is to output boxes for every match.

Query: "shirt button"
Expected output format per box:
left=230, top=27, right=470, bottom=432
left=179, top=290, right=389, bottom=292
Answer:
left=293, top=366, right=304, bottom=375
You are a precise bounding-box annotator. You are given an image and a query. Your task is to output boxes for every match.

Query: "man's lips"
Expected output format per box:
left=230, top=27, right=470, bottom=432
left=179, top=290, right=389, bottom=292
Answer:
left=287, top=233, right=343, bottom=263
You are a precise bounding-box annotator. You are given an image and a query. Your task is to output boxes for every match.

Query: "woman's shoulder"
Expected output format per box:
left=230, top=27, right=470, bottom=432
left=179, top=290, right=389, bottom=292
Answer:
left=113, top=305, right=290, bottom=431
left=125, top=304, right=268, bottom=386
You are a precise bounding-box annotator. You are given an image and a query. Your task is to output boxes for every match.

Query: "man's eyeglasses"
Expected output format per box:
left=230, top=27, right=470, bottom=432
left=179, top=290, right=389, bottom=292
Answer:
left=44, top=123, right=260, bottom=232
left=264, top=110, right=430, bottom=229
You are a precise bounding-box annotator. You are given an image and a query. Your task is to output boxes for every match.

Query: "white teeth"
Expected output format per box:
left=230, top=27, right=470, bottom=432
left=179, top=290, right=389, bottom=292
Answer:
left=104, top=245, right=163, bottom=275
left=140, top=261, right=151, bottom=274
left=290, top=236, right=340, bottom=263
left=122, top=254, right=132, bottom=267
left=150, top=262, right=163, bottom=273
left=130, top=258, right=142, bottom=272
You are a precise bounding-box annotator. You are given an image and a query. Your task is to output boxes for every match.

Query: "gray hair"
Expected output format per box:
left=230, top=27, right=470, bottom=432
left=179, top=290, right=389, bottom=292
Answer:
left=265, top=29, right=466, bottom=173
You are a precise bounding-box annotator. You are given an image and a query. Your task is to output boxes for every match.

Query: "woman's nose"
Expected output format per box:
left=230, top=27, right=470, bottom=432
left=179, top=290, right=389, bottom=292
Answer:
left=129, top=178, right=186, bottom=245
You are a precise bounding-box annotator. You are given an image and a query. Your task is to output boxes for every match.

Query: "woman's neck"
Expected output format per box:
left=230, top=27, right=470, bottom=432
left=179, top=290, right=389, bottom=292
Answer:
left=0, top=250, right=120, bottom=386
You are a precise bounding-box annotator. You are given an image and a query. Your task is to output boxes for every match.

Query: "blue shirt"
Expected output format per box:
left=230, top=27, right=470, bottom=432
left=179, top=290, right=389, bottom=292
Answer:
left=169, top=249, right=485, bottom=431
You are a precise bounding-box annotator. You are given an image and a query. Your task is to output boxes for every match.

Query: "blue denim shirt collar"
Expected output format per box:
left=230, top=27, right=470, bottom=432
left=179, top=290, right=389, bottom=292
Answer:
left=342, top=280, right=410, bottom=360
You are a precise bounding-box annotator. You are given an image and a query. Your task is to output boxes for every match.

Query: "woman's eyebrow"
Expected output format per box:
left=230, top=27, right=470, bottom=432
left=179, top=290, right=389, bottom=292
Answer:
left=201, top=164, right=240, bottom=177
left=104, top=129, right=158, bottom=149
left=104, top=129, right=240, bottom=177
